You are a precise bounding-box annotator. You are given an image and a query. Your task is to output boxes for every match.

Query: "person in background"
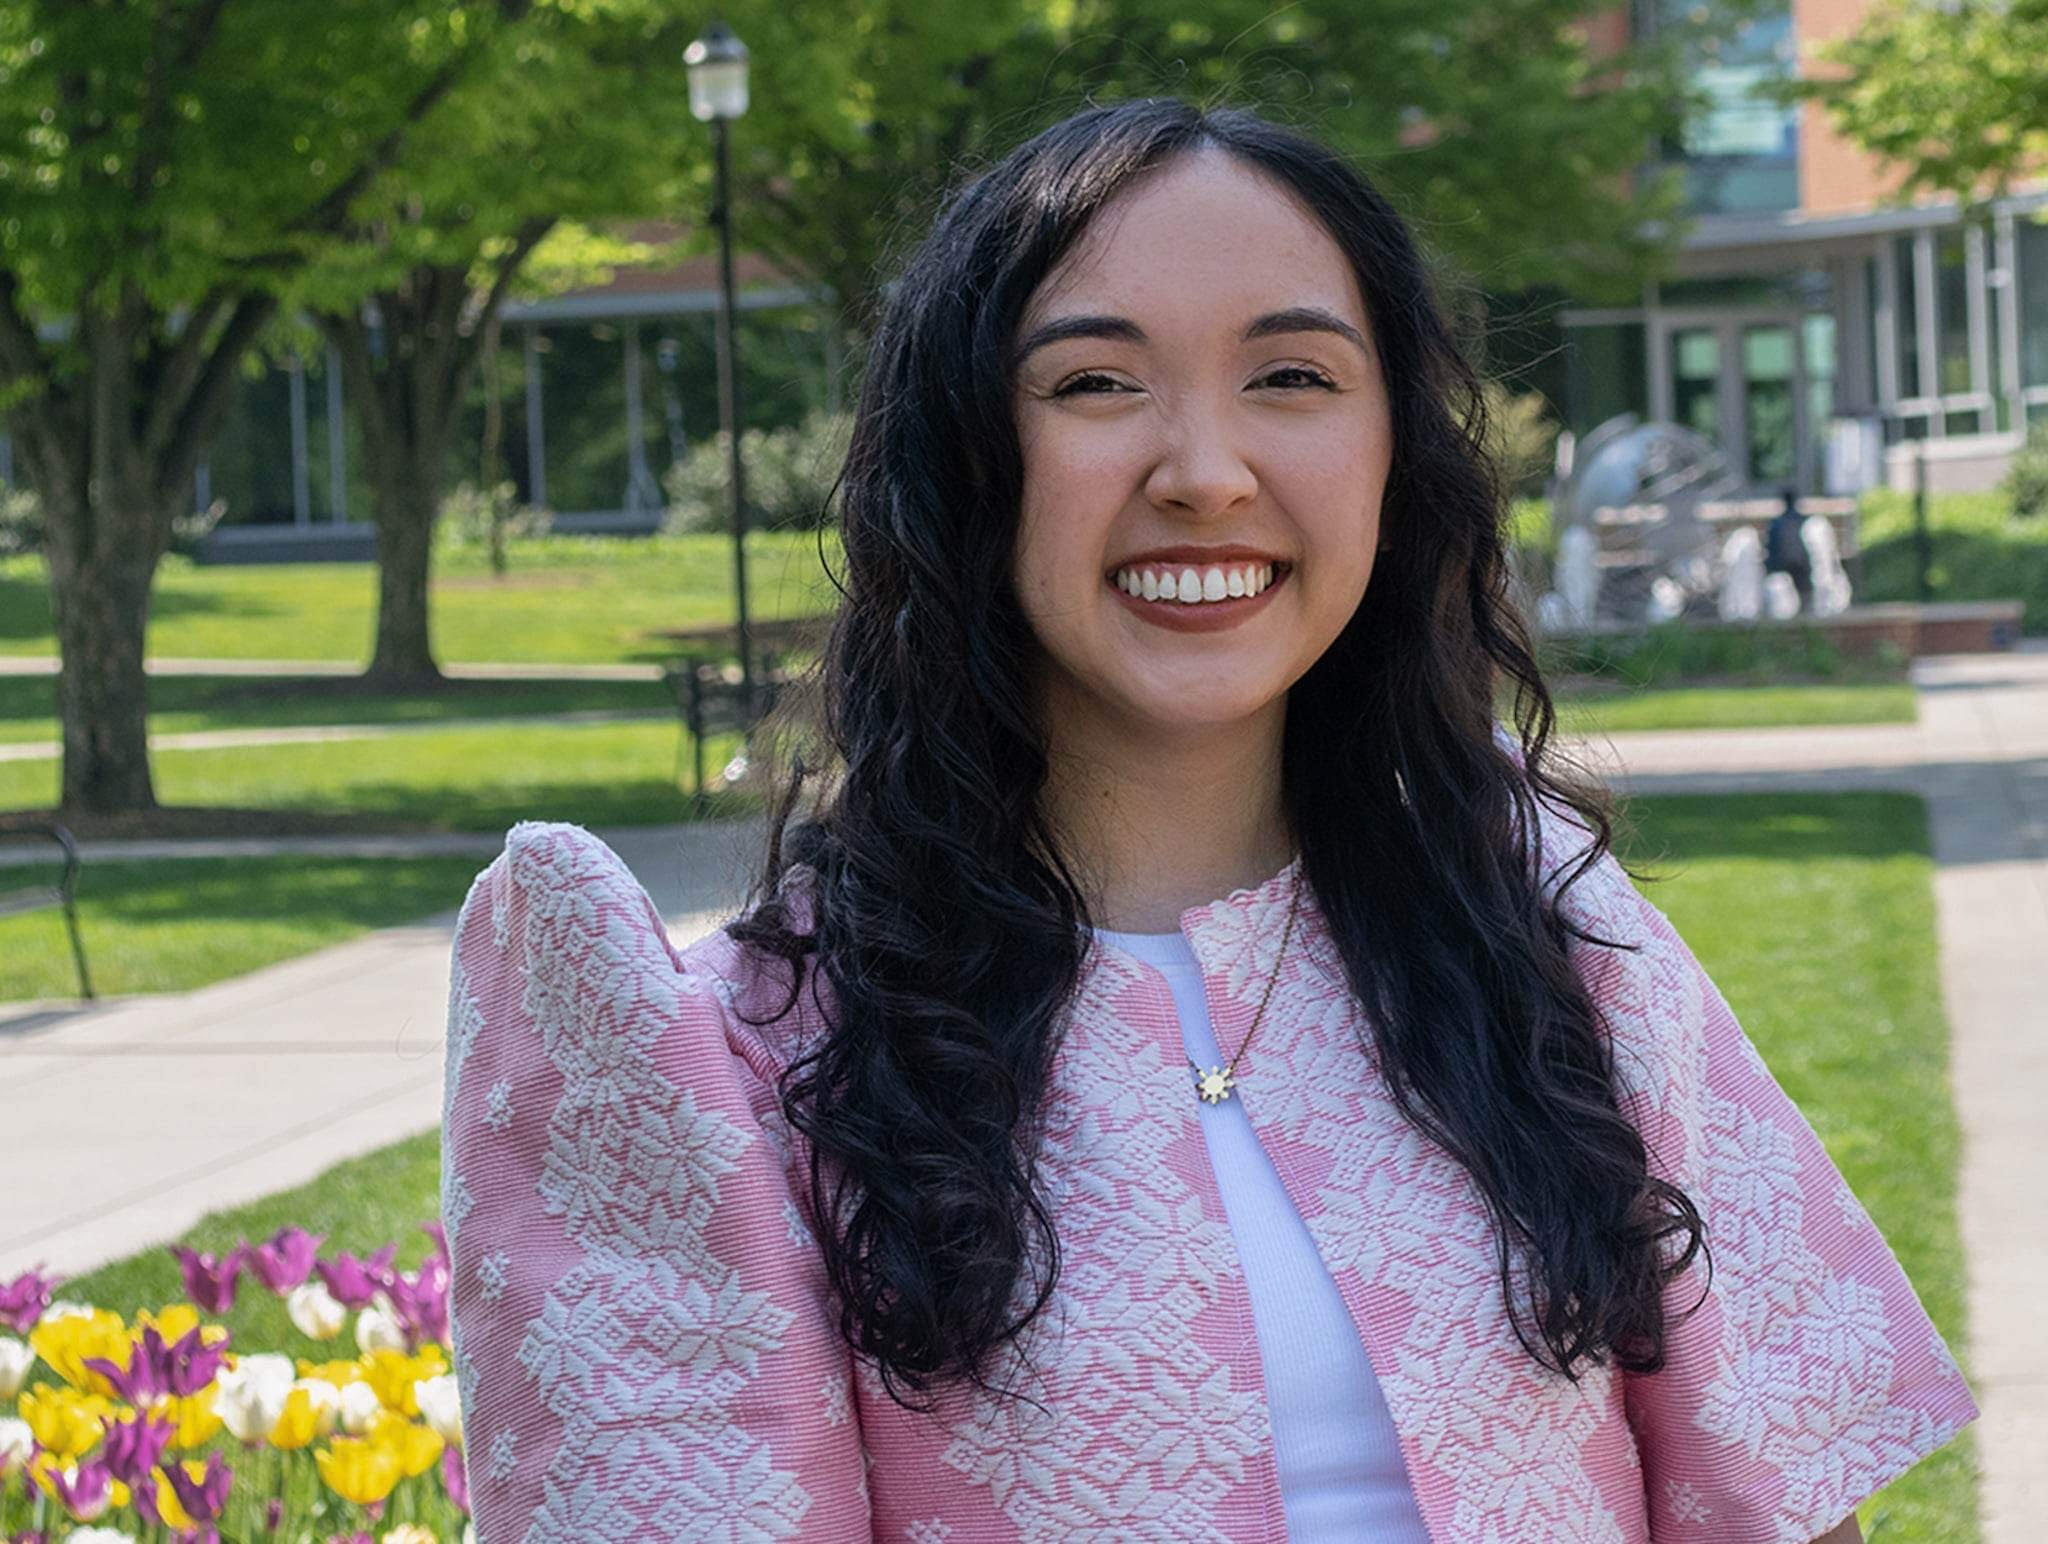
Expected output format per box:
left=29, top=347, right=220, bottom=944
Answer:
left=1764, top=482, right=1814, bottom=611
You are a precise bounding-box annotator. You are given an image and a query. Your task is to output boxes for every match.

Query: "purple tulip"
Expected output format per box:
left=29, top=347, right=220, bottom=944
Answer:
left=87, top=1322, right=230, bottom=1405
left=265, top=1496, right=284, bottom=1533
left=383, top=1253, right=451, bottom=1350
left=48, top=1458, right=112, bottom=1521
left=443, top=1441, right=470, bottom=1514
left=0, top=1266, right=60, bottom=1335
left=95, top=1409, right=176, bottom=1486
left=163, top=1450, right=232, bottom=1523
left=242, top=1226, right=325, bottom=1295
left=170, top=1244, right=245, bottom=1316
left=313, top=1245, right=397, bottom=1311
left=421, top=1219, right=450, bottom=1269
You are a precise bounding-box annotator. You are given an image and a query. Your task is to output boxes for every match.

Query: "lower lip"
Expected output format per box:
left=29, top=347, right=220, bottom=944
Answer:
left=1108, top=567, right=1290, bottom=633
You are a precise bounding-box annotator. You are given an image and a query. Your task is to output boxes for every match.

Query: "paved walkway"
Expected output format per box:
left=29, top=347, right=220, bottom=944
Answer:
left=0, top=651, right=2038, bottom=1535
left=0, top=707, right=671, bottom=767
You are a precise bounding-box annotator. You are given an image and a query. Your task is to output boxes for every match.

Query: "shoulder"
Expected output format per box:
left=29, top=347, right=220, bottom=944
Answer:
left=449, top=819, right=821, bottom=1091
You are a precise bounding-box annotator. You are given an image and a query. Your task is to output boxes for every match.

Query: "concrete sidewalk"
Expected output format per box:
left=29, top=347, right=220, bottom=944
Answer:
left=0, top=816, right=767, bottom=1279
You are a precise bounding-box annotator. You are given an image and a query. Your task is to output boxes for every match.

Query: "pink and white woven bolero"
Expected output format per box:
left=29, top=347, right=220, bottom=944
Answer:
left=441, top=816, right=1978, bottom=1542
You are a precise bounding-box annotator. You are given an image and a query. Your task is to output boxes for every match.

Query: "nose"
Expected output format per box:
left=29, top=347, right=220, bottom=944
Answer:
left=1141, top=397, right=1259, bottom=517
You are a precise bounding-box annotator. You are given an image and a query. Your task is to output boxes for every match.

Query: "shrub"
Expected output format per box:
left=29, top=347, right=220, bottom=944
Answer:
left=2004, top=418, right=2048, bottom=518
left=663, top=409, right=852, bottom=534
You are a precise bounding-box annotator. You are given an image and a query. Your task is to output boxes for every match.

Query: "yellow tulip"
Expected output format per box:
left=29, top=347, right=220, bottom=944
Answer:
left=151, top=1386, right=223, bottom=1449
left=17, top=1382, right=117, bottom=1461
left=367, top=1408, right=444, bottom=1479
left=359, top=1346, right=445, bottom=1418
left=296, top=1356, right=363, bottom=1387
left=269, top=1381, right=339, bottom=1450
left=27, top=1309, right=128, bottom=1398
left=315, top=1434, right=403, bottom=1505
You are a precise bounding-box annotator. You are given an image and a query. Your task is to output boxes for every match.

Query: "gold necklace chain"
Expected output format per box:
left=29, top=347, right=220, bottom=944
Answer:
left=1189, top=877, right=1302, bottom=1105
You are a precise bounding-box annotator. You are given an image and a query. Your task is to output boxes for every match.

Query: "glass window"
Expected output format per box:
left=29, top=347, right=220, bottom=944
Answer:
left=1896, top=235, right=1923, bottom=398
left=1663, top=0, right=1800, bottom=215
left=1803, top=314, right=1837, bottom=488
left=1943, top=408, right=1982, bottom=436
left=1669, top=326, right=1721, bottom=442
left=447, top=328, right=537, bottom=508
left=205, top=359, right=299, bottom=527
left=533, top=322, right=630, bottom=515
left=1564, top=321, right=1649, bottom=438
left=1935, top=227, right=1973, bottom=395
left=1864, top=254, right=1884, bottom=404
left=1742, top=325, right=1796, bottom=483
left=2019, top=218, right=2048, bottom=387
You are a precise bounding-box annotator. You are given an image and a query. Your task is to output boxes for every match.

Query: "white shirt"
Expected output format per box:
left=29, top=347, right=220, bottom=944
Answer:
left=1094, top=924, right=1432, bottom=1543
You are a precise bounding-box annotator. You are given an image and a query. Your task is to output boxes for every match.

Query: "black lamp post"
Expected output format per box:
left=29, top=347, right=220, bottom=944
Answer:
left=685, top=19, right=754, bottom=713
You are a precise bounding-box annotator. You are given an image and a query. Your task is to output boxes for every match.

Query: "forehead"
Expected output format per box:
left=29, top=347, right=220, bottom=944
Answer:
left=1021, top=147, right=1368, bottom=331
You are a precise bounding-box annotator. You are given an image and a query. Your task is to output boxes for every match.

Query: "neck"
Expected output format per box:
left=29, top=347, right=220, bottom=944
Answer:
left=1038, top=686, right=1294, bottom=933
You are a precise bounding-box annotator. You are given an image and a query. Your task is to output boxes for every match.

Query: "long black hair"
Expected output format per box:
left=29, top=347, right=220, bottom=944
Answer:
left=727, top=98, right=1706, bottom=1409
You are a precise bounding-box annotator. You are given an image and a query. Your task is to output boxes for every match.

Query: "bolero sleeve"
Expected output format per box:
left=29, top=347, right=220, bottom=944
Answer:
left=1539, top=798, right=1980, bottom=1543
left=440, top=820, right=869, bottom=1542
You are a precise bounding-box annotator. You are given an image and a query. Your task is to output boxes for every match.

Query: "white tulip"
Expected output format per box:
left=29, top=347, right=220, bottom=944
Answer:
left=0, top=1336, right=34, bottom=1400
left=286, top=1280, right=347, bottom=1341
left=64, top=1529, right=135, bottom=1544
left=0, top=1416, right=33, bottom=1477
left=464, top=1527, right=477, bottom=1544
left=353, top=1300, right=407, bottom=1356
left=292, top=1376, right=344, bottom=1436
left=217, top=1353, right=296, bottom=1443
left=413, top=1371, right=463, bottom=1448
left=338, top=1379, right=385, bottom=1435
left=40, top=1300, right=95, bottom=1323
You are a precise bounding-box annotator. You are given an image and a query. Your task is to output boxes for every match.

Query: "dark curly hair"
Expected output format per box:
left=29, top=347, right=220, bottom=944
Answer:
left=726, top=97, right=1707, bottom=1409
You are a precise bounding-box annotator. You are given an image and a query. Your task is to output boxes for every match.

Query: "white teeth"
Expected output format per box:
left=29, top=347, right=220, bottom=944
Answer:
left=1112, top=561, right=1282, bottom=605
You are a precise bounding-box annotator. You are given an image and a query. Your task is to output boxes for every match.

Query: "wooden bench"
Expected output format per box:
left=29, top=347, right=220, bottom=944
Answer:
left=0, top=822, right=94, bottom=1000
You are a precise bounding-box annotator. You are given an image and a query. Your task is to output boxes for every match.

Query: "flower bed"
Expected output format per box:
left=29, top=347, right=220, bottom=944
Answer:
left=0, top=1225, right=468, bottom=1544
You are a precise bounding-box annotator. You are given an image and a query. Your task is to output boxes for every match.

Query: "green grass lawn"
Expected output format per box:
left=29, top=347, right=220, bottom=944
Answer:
left=0, top=854, right=493, bottom=1001
left=0, top=528, right=841, bottom=664
left=1617, top=792, right=1974, bottom=1542
left=52, top=791, right=1976, bottom=1539
left=0, top=719, right=756, bottom=834
left=1554, top=679, right=1918, bottom=733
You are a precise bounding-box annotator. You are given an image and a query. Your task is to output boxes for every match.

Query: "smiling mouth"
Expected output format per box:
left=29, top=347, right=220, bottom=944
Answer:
left=1107, top=559, right=1291, bottom=605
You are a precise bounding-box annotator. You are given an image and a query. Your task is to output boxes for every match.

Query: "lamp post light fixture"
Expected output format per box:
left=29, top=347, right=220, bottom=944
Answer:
left=684, top=19, right=756, bottom=722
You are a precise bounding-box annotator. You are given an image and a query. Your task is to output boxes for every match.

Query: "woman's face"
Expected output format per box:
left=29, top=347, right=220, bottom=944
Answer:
left=1010, top=147, right=1394, bottom=745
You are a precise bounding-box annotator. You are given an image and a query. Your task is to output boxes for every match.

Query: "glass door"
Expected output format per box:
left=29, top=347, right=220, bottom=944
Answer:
left=1741, top=324, right=1797, bottom=485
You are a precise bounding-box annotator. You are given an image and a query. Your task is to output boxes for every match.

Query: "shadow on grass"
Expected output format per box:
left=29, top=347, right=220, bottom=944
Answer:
left=1615, top=791, right=1930, bottom=870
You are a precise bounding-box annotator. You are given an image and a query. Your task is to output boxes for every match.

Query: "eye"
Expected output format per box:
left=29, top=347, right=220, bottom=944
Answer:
left=1255, top=365, right=1338, bottom=391
left=1049, top=371, right=1132, bottom=398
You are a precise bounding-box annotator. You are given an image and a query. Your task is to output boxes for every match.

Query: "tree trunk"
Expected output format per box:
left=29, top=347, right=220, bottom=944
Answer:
left=366, top=469, right=443, bottom=688
left=41, top=490, right=162, bottom=815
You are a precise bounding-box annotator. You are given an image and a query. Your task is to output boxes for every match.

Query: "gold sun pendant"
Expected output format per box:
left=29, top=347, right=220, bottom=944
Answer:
left=1196, top=1066, right=1237, bottom=1105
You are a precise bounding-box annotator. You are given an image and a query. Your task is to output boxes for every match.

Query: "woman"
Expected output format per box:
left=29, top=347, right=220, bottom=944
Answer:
left=441, top=101, right=1977, bottom=1541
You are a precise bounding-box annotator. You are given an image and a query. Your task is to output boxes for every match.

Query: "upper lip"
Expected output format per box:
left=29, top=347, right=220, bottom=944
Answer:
left=1106, top=544, right=1290, bottom=577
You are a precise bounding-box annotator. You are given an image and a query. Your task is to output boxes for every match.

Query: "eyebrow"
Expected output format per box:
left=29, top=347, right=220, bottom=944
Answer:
left=1010, top=305, right=1371, bottom=367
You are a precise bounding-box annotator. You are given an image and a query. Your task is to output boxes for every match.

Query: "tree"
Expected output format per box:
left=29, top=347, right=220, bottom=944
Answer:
left=304, top=2, right=709, bottom=685
left=0, top=0, right=523, bottom=814
left=709, top=0, right=1708, bottom=341
left=1790, top=0, right=2048, bottom=212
